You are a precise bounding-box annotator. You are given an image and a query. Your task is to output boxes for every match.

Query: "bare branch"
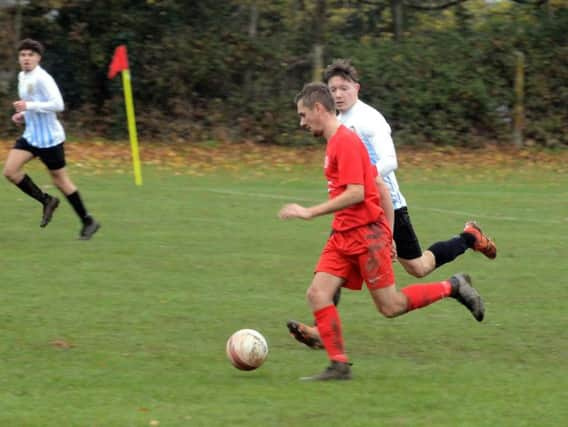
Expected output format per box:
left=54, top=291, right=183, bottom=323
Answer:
left=404, top=0, right=469, bottom=11
left=510, top=0, right=548, bottom=6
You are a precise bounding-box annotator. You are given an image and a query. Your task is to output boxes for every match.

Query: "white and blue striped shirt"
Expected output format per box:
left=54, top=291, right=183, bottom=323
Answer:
left=18, top=65, right=65, bottom=148
left=338, top=100, right=407, bottom=210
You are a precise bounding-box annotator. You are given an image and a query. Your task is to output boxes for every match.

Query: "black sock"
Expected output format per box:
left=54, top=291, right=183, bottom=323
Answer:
left=16, top=174, right=48, bottom=204
left=459, top=231, right=476, bottom=248
left=428, top=236, right=469, bottom=268
left=66, top=191, right=90, bottom=224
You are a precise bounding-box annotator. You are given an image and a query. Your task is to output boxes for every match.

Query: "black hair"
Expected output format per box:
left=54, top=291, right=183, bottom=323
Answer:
left=17, top=39, right=45, bottom=56
left=323, top=58, right=359, bottom=84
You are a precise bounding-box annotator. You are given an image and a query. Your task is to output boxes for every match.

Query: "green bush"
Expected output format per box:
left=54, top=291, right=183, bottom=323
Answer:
left=1, top=2, right=565, bottom=147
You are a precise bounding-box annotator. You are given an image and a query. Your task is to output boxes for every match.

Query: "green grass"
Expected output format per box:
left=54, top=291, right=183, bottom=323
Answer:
left=1, top=161, right=567, bottom=427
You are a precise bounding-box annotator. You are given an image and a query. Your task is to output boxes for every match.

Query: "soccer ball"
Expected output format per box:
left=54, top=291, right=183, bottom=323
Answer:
left=226, top=329, right=268, bottom=371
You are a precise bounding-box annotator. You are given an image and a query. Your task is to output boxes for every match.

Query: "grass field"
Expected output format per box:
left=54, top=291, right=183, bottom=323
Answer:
left=1, top=150, right=567, bottom=427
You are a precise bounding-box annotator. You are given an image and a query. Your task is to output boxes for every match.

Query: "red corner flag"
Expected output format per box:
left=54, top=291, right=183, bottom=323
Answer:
left=108, top=45, right=129, bottom=79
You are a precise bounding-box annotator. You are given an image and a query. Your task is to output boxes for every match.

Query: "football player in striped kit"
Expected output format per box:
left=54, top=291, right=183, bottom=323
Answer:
left=287, top=59, right=496, bottom=349
left=3, top=39, right=100, bottom=240
left=323, top=59, right=497, bottom=277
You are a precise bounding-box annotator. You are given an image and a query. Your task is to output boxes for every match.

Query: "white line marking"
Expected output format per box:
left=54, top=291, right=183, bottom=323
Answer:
left=410, top=206, right=565, bottom=224
left=189, top=188, right=567, bottom=225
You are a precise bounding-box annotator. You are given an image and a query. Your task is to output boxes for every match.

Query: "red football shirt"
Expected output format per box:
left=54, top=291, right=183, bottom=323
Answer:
left=325, top=125, right=383, bottom=231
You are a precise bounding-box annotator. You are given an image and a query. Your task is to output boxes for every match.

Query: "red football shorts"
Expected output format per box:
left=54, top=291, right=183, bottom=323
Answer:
left=315, top=221, right=394, bottom=290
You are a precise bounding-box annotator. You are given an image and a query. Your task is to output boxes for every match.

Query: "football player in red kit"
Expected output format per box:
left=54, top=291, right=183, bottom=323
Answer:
left=279, top=82, right=484, bottom=381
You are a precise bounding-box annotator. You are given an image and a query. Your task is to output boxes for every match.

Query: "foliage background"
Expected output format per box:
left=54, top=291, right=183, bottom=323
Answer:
left=0, top=0, right=566, bottom=147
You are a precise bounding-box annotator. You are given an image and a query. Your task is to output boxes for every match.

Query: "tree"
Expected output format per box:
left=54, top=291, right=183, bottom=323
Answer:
left=392, top=0, right=403, bottom=40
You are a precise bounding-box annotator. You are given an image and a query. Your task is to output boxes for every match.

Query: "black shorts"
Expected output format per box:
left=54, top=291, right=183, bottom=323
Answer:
left=393, top=206, right=422, bottom=260
left=14, top=137, right=66, bottom=170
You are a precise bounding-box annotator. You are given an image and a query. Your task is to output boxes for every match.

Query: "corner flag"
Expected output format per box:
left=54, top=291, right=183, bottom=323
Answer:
left=108, top=45, right=129, bottom=79
left=108, top=45, right=143, bottom=186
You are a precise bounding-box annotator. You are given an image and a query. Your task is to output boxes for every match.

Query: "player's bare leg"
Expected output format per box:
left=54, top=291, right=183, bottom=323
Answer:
left=3, top=148, right=33, bottom=184
left=399, top=222, right=497, bottom=279
left=398, top=251, right=436, bottom=278
left=288, top=271, right=485, bottom=352
left=3, top=149, right=60, bottom=227
left=49, top=167, right=100, bottom=240
left=370, top=273, right=484, bottom=322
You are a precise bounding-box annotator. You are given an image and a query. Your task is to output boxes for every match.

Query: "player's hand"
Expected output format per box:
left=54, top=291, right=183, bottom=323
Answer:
left=278, top=203, right=312, bottom=220
left=11, top=112, right=24, bottom=125
left=391, top=239, right=398, bottom=263
left=13, top=100, right=27, bottom=112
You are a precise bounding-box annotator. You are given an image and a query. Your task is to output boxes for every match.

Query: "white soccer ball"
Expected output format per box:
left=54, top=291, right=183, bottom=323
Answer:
left=226, top=329, right=268, bottom=371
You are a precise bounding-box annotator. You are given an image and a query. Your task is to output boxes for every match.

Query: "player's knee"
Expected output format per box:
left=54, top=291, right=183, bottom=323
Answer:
left=408, top=268, right=428, bottom=278
left=305, top=286, right=319, bottom=304
left=306, top=286, right=333, bottom=306
left=375, top=294, right=408, bottom=318
left=3, top=167, right=18, bottom=183
left=376, top=302, right=403, bottom=318
left=377, top=305, right=398, bottom=318
left=400, top=260, right=429, bottom=278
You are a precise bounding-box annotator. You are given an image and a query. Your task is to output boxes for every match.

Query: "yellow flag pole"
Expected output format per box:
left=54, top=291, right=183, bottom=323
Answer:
left=121, top=69, right=143, bottom=186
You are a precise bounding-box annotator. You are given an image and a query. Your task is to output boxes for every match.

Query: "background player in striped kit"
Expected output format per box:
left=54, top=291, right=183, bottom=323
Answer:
left=3, top=39, right=100, bottom=240
left=324, top=59, right=497, bottom=277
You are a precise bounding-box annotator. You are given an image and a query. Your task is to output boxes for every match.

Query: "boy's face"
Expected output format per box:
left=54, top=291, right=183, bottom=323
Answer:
left=18, top=49, right=41, bottom=72
left=327, top=75, right=360, bottom=112
left=297, top=100, right=324, bottom=138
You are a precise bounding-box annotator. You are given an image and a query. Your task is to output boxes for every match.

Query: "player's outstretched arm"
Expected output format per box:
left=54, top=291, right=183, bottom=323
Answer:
left=278, top=203, right=312, bottom=220
left=279, top=184, right=364, bottom=221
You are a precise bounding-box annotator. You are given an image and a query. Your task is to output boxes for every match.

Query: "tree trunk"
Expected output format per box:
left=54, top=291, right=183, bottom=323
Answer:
left=312, top=44, right=324, bottom=82
left=312, top=0, right=326, bottom=81
left=244, top=2, right=258, bottom=100
left=391, top=0, right=403, bottom=42
left=513, top=51, right=525, bottom=147
left=15, top=0, right=23, bottom=48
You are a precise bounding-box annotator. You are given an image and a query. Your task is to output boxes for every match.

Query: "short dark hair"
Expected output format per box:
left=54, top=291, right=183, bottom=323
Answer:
left=17, top=39, right=45, bottom=56
left=294, top=82, right=336, bottom=113
left=323, top=58, right=359, bottom=84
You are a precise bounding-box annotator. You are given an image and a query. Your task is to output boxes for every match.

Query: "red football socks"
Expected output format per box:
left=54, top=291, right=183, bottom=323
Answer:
left=314, top=305, right=349, bottom=363
left=401, top=280, right=452, bottom=311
